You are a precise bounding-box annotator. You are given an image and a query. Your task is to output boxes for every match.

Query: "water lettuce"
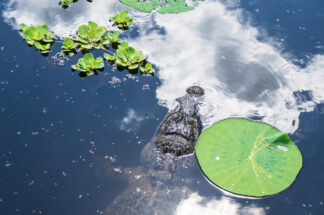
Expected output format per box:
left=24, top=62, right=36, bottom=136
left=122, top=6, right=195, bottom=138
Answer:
left=61, top=38, right=77, bottom=56
left=20, top=19, right=155, bottom=76
left=109, top=10, right=134, bottom=29
left=116, top=46, right=146, bottom=69
left=20, top=24, right=55, bottom=54
left=105, top=31, right=121, bottom=43
left=104, top=42, right=154, bottom=75
left=59, top=0, right=73, bottom=7
left=70, top=21, right=109, bottom=50
left=140, top=63, right=155, bottom=75
left=71, top=53, right=104, bottom=76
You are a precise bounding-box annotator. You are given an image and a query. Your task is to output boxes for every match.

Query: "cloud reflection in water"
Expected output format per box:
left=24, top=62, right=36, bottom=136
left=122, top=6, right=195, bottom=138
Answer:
left=175, top=192, right=265, bottom=215
left=127, top=1, right=324, bottom=134
left=3, top=0, right=126, bottom=37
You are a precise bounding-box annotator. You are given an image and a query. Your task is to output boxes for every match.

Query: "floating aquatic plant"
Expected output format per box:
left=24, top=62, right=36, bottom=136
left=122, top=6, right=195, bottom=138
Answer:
left=140, top=63, right=155, bottom=75
left=195, top=118, right=303, bottom=197
left=59, top=0, right=73, bottom=7
left=103, top=41, right=155, bottom=75
left=119, top=0, right=193, bottom=14
left=70, top=21, right=109, bottom=50
left=158, top=0, right=193, bottom=14
left=71, top=53, right=104, bottom=76
left=119, top=0, right=159, bottom=13
left=61, top=38, right=77, bottom=56
left=105, top=31, right=121, bottom=43
left=115, top=46, right=146, bottom=69
left=109, top=10, right=134, bottom=29
left=103, top=53, right=117, bottom=61
left=19, top=19, right=155, bottom=77
left=20, top=24, right=55, bottom=54
left=59, top=0, right=93, bottom=8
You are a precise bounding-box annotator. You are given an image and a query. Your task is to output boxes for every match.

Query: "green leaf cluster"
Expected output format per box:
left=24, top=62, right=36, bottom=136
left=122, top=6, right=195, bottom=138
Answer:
left=104, top=42, right=154, bottom=75
left=19, top=15, right=155, bottom=77
left=105, top=31, right=121, bottom=43
left=61, top=38, right=77, bottom=56
left=70, top=21, right=110, bottom=50
left=71, top=53, right=104, bottom=76
left=20, top=24, right=55, bottom=54
left=109, top=10, right=134, bottom=29
left=59, top=0, right=73, bottom=7
left=140, top=63, right=155, bottom=75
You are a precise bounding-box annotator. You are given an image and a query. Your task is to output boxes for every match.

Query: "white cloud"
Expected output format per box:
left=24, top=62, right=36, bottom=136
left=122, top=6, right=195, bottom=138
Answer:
left=120, top=108, right=145, bottom=131
left=175, top=192, right=265, bottom=215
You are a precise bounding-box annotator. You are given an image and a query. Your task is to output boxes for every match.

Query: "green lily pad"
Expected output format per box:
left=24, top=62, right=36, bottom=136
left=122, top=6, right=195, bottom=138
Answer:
left=195, top=118, right=303, bottom=197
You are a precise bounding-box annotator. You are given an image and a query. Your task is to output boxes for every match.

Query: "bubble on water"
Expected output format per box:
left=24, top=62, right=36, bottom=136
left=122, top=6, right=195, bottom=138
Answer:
left=113, top=167, right=122, bottom=173
left=109, top=156, right=116, bottom=163
left=4, top=162, right=12, bottom=167
left=135, top=175, right=142, bottom=179
left=108, top=77, right=121, bottom=85
left=142, top=84, right=150, bottom=90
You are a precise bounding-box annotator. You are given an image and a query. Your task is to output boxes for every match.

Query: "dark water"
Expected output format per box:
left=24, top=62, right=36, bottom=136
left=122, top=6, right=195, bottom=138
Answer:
left=0, top=0, right=324, bottom=214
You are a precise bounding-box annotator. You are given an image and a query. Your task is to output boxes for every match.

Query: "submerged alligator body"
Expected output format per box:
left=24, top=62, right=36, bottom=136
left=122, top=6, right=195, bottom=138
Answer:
left=103, top=86, right=205, bottom=215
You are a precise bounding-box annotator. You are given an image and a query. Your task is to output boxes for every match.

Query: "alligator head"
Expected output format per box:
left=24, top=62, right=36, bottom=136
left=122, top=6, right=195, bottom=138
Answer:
left=155, top=86, right=204, bottom=157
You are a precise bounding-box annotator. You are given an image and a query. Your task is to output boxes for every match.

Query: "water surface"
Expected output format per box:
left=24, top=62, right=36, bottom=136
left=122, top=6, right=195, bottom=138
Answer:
left=1, top=0, right=324, bottom=214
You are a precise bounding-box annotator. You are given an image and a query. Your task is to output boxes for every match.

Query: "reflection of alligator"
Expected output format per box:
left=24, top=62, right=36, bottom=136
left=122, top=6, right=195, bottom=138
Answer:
left=102, top=86, right=204, bottom=215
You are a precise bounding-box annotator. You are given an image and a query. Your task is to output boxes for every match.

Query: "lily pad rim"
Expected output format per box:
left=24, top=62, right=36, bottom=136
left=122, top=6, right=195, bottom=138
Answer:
left=194, top=117, right=303, bottom=199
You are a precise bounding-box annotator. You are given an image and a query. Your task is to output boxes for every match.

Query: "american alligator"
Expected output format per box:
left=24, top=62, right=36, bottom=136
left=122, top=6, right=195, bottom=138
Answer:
left=102, top=86, right=205, bottom=215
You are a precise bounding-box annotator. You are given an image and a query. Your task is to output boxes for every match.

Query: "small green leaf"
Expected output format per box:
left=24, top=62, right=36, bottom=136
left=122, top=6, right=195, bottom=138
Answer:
left=78, top=25, right=89, bottom=38
left=104, top=53, right=117, bottom=61
left=95, top=62, right=104, bottom=69
left=20, top=23, right=28, bottom=31
left=116, top=58, right=127, bottom=67
left=117, top=49, right=127, bottom=62
left=128, top=64, right=139, bottom=70
left=83, top=53, right=94, bottom=64
left=26, top=40, right=35, bottom=45
left=118, top=41, right=128, bottom=49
